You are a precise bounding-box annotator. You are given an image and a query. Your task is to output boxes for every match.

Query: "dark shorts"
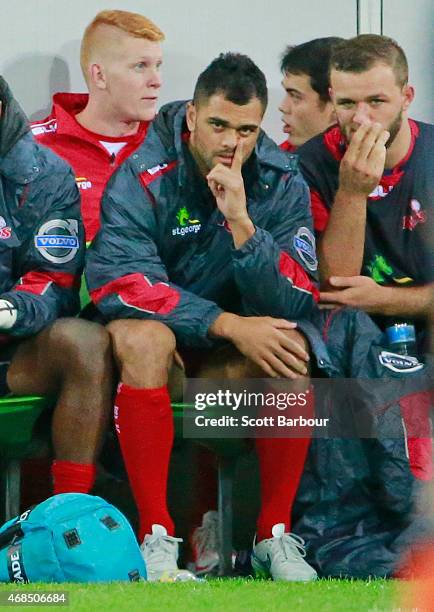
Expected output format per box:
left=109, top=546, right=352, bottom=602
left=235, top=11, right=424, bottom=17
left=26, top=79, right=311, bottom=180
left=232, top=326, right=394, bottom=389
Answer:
left=80, top=302, right=107, bottom=325
left=0, top=340, right=18, bottom=397
left=178, top=342, right=236, bottom=377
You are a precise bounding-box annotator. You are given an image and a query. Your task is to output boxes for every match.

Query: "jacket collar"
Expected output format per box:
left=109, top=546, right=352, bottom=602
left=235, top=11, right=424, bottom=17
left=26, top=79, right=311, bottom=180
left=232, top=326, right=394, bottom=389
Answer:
left=49, top=92, right=148, bottom=146
left=50, top=92, right=89, bottom=137
left=0, top=77, right=41, bottom=185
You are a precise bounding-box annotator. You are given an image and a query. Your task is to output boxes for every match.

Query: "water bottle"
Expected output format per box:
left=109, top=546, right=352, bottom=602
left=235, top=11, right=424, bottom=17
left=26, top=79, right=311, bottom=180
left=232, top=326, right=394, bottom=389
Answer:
left=385, top=323, right=417, bottom=356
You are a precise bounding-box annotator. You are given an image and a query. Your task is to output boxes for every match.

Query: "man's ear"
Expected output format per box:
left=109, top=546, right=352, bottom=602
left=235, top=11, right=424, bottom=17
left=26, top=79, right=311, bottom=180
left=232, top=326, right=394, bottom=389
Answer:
left=402, top=84, right=415, bottom=112
left=89, top=63, right=107, bottom=91
left=186, top=101, right=196, bottom=133
left=328, top=86, right=336, bottom=105
left=327, top=100, right=337, bottom=125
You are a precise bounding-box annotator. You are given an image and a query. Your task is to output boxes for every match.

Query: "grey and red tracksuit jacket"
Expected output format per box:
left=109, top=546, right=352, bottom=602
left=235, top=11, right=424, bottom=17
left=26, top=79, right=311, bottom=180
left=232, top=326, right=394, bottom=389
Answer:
left=0, top=77, right=84, bottom=340
left=31, top=93, right=149, bottom=241
left=86, top=100, right=320, bottom=347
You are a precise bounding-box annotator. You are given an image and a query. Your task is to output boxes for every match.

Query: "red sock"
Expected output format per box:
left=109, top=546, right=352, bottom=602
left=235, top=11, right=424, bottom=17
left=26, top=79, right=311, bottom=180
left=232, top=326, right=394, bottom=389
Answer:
left=255, top=390, right=314, bottom=541
left=51, top=460, right=96, bottom=494
left=114, top=383, right=174, bottom=541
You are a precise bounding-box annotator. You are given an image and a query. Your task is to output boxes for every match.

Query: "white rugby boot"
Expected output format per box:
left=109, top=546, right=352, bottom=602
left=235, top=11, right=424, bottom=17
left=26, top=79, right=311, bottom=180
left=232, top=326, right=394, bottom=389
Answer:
left=251, top=523, right=317, bottom=581
left=191, top=510, right=220, bottom=575
left=141, top=524, right=198, bottom=582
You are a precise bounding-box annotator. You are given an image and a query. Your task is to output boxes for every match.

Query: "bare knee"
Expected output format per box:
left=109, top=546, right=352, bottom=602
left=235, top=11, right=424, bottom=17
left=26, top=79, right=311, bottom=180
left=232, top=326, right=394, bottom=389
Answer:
left=48, top=318, right=112, bottom=383
left=107, top=319, right=175, bottom=387
left=108, top=319, right=175, bottom=362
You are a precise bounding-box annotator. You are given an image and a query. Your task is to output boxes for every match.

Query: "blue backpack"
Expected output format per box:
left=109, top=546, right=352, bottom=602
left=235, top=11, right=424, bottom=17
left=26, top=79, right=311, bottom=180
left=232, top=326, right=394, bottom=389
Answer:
left=0, top=493, right=146, bottom=583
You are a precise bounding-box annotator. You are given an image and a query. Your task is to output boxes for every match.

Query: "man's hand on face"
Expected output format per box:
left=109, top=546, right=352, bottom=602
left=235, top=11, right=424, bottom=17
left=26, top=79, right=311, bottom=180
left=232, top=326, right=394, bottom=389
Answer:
left=206, top=140, right=255, bottom=248
left=210, top=313, right=310, bottom=379
left=319, top=275, right=388, bottom=313
left=339, top=122, right=390, bottom=198
left=206, top=140, right=249, bottom=223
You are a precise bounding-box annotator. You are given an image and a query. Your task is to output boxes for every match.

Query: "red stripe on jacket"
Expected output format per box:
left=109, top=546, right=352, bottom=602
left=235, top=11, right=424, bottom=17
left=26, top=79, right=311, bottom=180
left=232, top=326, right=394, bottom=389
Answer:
left=15, top=271, right=79, bottom=295
left=278, top=252, right=319, bottom=302
left=91, top=273, right=180, bottom=315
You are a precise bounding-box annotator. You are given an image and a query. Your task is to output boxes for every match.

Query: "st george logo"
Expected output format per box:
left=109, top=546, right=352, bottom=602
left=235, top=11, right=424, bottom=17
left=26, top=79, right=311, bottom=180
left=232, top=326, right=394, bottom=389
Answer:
left=175, top=206, right=200, bottom=227
left=367, top=254, right=394, bottom=284
left=367, top=254, right=413, bottom=285
left=172, top=207, right=202, bottom=236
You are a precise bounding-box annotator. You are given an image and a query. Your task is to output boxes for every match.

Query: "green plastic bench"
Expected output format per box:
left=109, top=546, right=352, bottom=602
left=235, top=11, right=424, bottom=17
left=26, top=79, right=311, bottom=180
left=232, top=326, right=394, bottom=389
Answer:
left=0, top=395, right=51, bottom=521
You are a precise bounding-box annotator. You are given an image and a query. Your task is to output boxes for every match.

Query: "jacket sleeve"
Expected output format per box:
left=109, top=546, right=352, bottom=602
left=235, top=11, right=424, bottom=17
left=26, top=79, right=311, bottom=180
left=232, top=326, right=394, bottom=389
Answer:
left=86, top=166, right=223, bottom=347
left=232, top=170, right=319, bottom=320
left=0, top=152, right=84, bottom=337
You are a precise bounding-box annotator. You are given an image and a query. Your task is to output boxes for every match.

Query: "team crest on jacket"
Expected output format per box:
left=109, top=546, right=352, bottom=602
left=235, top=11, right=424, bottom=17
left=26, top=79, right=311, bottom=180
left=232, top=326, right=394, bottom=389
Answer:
left=293, top=227, right=317, bottom=271
left=171, top=206, right=202, bottom=236
left=402, top=199, right=426, bottom=231
left=35, top=219, right=80, bottom=264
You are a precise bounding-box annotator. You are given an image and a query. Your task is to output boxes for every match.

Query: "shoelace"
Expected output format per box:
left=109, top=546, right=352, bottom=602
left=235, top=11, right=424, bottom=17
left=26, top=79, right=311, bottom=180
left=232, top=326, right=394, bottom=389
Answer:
left=272, top=532, right=307, bottom=563
left=144, top=534, right=183, bottom=565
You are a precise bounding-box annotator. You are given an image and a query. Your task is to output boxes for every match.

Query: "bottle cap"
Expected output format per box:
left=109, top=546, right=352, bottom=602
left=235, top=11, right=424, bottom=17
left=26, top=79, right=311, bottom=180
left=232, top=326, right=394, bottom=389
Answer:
left=386, top=323, right=416, bottom=346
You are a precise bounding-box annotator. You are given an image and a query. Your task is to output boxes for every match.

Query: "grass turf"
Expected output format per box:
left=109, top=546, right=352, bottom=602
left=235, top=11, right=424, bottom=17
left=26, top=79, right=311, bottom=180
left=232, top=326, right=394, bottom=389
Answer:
left=0, top=579, right=401, bottom=611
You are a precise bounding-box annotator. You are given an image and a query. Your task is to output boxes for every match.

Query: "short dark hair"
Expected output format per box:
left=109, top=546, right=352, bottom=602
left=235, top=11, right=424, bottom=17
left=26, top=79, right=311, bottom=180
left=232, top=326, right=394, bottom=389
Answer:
left=193, top=53, right=268, bottom=111
left=330, top=34, right=408, bottom=87
left=280, top=37, right=344, bottom=104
